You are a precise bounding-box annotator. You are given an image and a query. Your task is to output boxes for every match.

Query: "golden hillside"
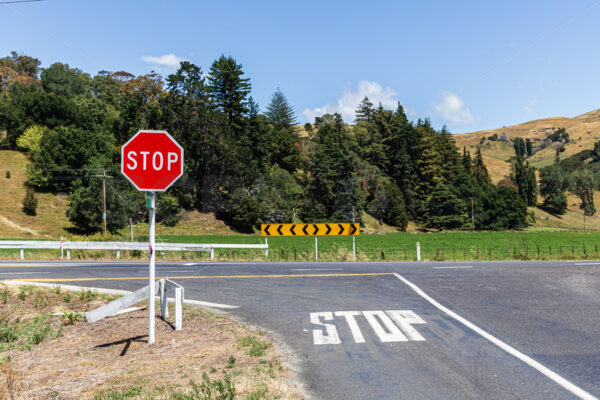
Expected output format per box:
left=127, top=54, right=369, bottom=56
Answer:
left=454, top=109, right=600, bottom=183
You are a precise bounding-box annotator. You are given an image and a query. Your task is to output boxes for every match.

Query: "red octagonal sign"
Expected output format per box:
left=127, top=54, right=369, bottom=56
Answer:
left=121, top=130, right=184, bottom=191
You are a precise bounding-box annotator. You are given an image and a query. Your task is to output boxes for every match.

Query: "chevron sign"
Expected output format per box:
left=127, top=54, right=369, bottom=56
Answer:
left=261, top=223, right=360, bottom=237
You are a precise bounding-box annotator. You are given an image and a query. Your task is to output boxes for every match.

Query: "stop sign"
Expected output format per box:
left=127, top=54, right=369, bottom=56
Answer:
left=121, top=130, right=184, bottom=191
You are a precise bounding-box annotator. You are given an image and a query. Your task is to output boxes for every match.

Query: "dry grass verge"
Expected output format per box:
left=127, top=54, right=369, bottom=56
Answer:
left=0, top=285, right=302, bottom=400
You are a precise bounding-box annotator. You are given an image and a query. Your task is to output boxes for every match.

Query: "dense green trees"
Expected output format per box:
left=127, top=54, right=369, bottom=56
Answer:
left=539, top=165, right=569, bottom=214
left=0, top=51, right=542, bottom=234
left=571, top=169, right=596, bottom=216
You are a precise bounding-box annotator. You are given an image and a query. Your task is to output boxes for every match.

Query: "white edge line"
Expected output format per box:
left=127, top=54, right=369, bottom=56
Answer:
left=432, top=266, right=473, bottom=269
left=392, top=273, right=597, bottom=400
left=2, top=280, right=239, bottom=310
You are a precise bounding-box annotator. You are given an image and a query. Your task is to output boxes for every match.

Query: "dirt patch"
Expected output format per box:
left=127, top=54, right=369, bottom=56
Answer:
left=0, top=285, right=303, bottom=399
left=0, top=215, right=38, bottom=236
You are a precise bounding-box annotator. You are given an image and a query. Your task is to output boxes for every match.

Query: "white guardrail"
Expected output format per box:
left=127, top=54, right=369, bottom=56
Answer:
left=0, top=240, right=268, bottom=260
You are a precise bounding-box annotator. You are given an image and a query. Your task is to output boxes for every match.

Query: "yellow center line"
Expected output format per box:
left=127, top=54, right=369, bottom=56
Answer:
left=0, top=264, right=106, bottom=268
left=5, top=272, right=396, bottom=283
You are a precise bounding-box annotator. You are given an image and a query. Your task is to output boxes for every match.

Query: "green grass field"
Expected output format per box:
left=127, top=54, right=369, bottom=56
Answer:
left=156, top=231, right=600, bottom=262
left=2, top=231, right=600, bottom=261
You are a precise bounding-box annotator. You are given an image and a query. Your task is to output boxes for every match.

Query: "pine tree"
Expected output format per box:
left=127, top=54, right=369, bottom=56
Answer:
left=304, top=114, right=361, bottom=222
left=436, top=126, right=461, bottom=184
left=422, top=181, right=469, bottom=230
left=265, top=88, right=296, bottom=128
left=471, top=146, right=491, bottom=188
left=526, top=138, right=533, bottom=156
left=355, top=97, right=374, bottom=122
left=414, top=132, right=443, bottom=202
left=512, top=156, right=537, bottom=206
left=461, top=147, right=472, bottom=174
left=207, top=55, right=251, bottom=124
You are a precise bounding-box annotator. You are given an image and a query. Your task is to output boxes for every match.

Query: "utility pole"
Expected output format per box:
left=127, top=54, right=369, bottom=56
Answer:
left=102, top=169, right=107, bottom=235
left=129, top=217, right=134, bottom=242
left=470, top=197, right=474, bottom=232
left=93, top=170, right=111, bottom=235
left=352, top=206, right=356, bottom=262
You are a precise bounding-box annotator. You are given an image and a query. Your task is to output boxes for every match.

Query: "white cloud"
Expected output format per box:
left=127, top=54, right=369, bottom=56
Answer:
left=433, top=91, right=474, bottom=124
left=524, top=98, right=539, bottom=114
left=140, top=53, right=187, bottom=69
left=302, top=80, right=410, bottom=123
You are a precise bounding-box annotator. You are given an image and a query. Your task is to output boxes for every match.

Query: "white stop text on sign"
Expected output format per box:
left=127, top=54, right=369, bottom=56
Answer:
left=126, top=150, right=180, bottom=171
left=310, top=310, right=426, bottom=345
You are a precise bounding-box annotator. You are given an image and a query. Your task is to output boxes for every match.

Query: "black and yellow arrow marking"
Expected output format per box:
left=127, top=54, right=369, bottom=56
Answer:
left=261, top=223, right=360, bottom=237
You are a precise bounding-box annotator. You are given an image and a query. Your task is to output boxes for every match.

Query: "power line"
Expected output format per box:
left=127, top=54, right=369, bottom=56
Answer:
left=0, top=0, right=43, bottom=4
left=463, top=0, right=600, bottom=91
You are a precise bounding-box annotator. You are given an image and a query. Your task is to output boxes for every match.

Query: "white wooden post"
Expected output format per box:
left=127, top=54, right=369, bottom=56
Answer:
left=116, top=250, right=120, bottom=259
left=67, top=249, right=71, bottom=260
left=265, top=237, right=268, bottom=259
left=160, top=279, right=168, bottom=319
left=148, top=192, right=156, bottom=344
left=20, top=248, right=24, bottom=260
left=352, top=207, right=356, bottom=262
left=416, top=242, right=421, bottom=261
left=210, top=248, right=214, bottom=260
left=315, top=236, right=318, bottom=261
left=60, top=237, right=64, bottom=260
left=175, top=287, right=183, bottom=331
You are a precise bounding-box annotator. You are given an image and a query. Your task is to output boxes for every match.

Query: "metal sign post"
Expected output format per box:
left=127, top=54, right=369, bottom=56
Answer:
left=148, top=192, right=156, bottom=344
left=121, top=130, right=184, bottom=345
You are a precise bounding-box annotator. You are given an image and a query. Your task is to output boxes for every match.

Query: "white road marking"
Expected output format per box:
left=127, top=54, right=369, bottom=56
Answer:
left=311, top=312, right=341, bottom=345
left=0, top=272, right=50, bottom=275
left=292, top=268, right=343, bottom=271
left=393, top=273, right=598, bottom=400
left=574, top=263, right=600, bottom=265
left=137, top=270, right=195, bottom=273
left=433, top=266, right=473, bottom=269
left=334, top=311, right=365, bottom=343
left=183, top=263, right=199, bottom=266
left=386, top=310, right=426, bottom=341
left=159, top=270, right=195, bottom=273
left=362, top=310, right=408, bottom=342
left=2, top=280, right=239, bottom=309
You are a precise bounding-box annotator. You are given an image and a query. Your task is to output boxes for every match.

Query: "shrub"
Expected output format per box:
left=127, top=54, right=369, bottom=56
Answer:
left=22, top=186, right=38, bottom=216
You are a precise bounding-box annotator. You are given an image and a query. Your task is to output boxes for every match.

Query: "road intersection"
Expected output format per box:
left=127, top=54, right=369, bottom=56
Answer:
left=2, top=260, right=599, bottom=399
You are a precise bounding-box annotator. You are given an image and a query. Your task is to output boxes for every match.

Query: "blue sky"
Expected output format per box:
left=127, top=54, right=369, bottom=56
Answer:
left=1, top=0, right=600, bottom=133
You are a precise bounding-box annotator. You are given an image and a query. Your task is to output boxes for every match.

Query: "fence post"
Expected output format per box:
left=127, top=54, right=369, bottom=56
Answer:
left=175, top=287, right=183, bottom=331
left=416, top=242, right=421, bottom=261
left=160, top=279, right=169, bottom=319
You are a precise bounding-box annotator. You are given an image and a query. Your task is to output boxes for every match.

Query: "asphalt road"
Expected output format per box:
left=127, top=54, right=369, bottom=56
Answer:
left=2, top=260, right=599, bottom=399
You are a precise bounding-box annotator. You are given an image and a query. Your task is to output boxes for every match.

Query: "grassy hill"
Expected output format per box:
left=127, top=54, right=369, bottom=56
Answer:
left=0, top=150, right=402, bottom=239
left=3, top=106, right=600, bottom=240
left=0, top=150, right=240, bottom=239
left=454, top=109, right=600, bottom=181
left=454, top=108, right=600, bottom=231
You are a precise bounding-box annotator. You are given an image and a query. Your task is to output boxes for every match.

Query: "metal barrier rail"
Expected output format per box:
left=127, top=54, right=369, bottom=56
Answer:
left=0, top=240, right=268, bottom=260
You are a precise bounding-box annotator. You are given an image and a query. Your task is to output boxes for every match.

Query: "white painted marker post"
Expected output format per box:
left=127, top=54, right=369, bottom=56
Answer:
left=416, top=241, right=421, bottom=261
left=148, top=192, right=156, bottom=344
left=315, top=236, right=318, bottom=261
